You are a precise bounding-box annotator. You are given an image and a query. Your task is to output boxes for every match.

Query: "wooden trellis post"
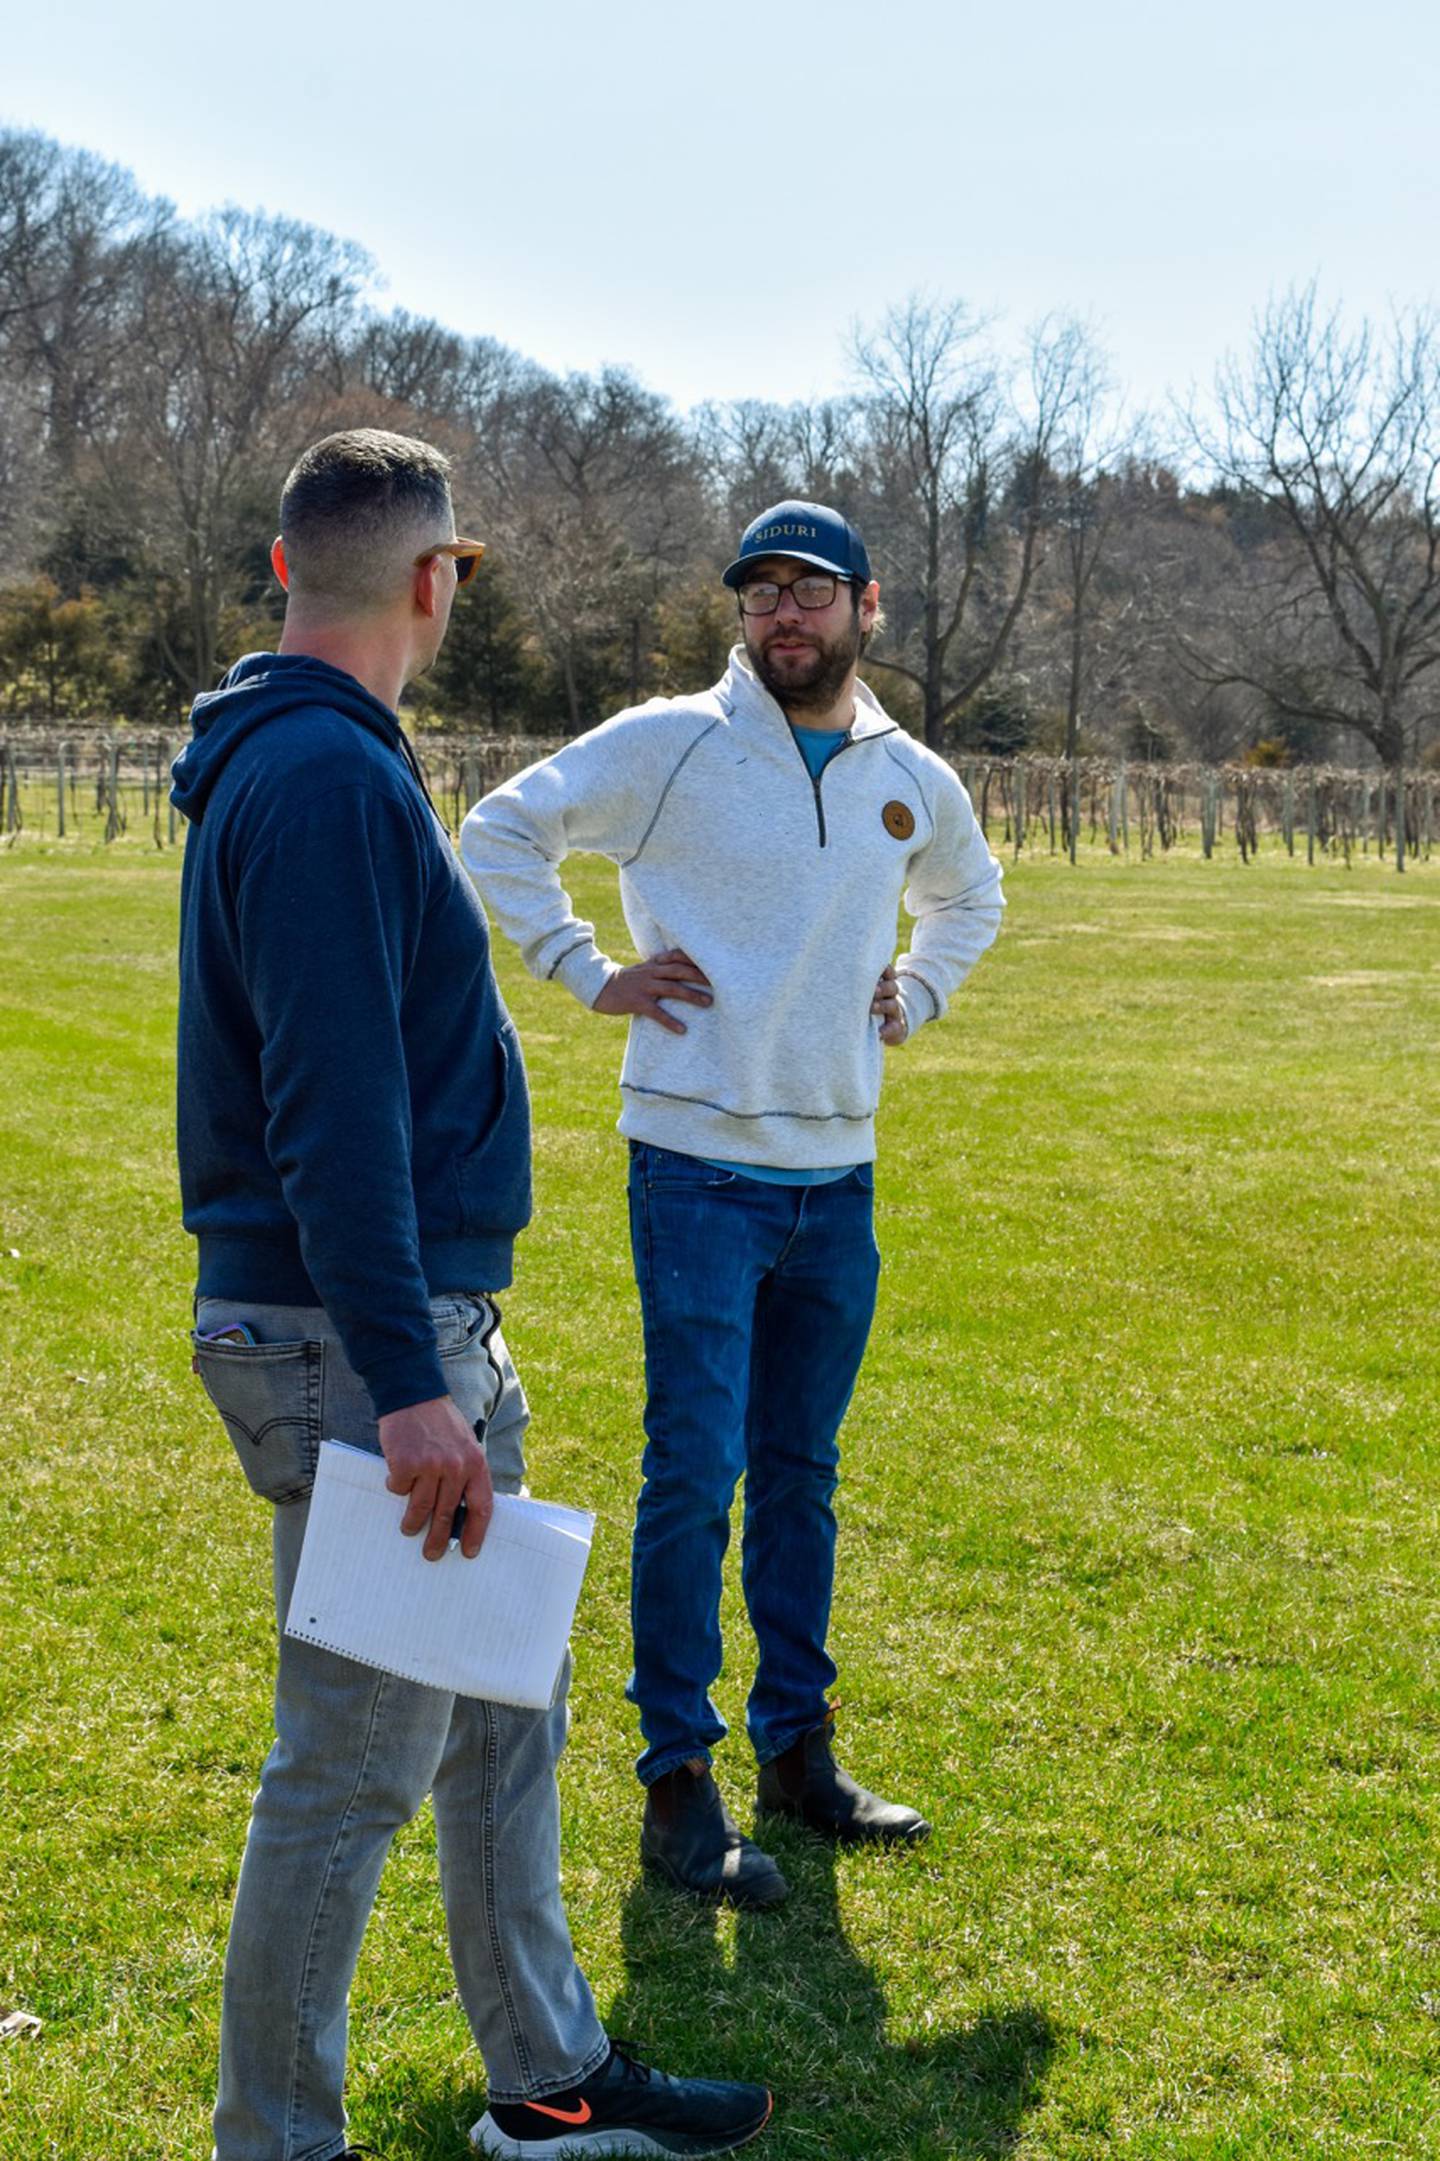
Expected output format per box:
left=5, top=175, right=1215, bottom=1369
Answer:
left=3, top=741, right=21, bottom=836
left=1306, top=771, right=1317, bottom=864
left=104, top=738, right=123, bottom=842
left=1234, top=774, right=1258, bottom=862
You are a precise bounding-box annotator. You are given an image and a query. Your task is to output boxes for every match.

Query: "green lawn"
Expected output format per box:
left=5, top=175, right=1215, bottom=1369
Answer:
left=1, top=837, right=1438, bottom=2160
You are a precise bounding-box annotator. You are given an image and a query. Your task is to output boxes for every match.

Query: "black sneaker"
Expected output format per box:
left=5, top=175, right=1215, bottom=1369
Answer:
left=471, top=2038, right=773, bottom=2157
left=641, top=1760, right=789, bottom=1910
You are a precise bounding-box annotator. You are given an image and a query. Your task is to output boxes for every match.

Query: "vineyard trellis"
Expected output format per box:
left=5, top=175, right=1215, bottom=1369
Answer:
left=0, top=728, right=1435, bottom=869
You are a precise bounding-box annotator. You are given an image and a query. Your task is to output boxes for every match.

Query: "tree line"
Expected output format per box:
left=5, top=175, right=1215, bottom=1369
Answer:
left=3, top=124, right=1439, bottom=786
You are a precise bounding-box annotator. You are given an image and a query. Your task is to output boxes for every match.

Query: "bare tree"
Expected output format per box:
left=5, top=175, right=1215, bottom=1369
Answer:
left=847, top=297, right=1090, bottom=749
left=1048, top=367, right=1141, bottom=756
left=470, top=364, right=702, bottom=727
left=692, top=396, right=859, bottom=550
left=349, top=307, right=468, bottom=412
left=0, top=129, right=168, bottom=478
left=89, top=208, right=369, bottom=691
left=0, top=360, right=46, bottom=577
left=1047, top=376, right=1146, bottom=853
left=1191, top=287, right=1440, bottom=863
left=1106, top=469, right=1251, bottom=763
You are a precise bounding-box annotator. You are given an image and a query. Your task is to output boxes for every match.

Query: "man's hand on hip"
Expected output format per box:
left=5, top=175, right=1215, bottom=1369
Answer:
left=873, top=964, right=908, bottom=1046
left=379, top=1395, right=493, bottom=1560
left=593, top=948, right=713, bottom=1035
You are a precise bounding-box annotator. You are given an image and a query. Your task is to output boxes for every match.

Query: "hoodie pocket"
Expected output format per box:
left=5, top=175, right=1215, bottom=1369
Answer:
left=453, top=1020, right=531, bottom=1233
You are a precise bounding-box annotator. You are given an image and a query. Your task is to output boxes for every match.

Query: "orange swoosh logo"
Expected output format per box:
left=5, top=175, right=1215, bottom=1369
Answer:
left=528, top=2097, right=593, bottom=2125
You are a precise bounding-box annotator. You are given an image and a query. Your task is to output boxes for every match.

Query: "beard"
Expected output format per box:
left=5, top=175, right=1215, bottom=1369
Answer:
left=745, top=607, right=862, bottom=715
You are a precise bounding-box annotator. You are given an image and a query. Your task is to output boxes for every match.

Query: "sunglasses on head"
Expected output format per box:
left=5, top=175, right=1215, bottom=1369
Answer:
left=416, top=538, right=486, bottom=586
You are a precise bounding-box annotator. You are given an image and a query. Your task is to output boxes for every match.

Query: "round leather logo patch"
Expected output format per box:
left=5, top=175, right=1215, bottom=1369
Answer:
left=882, top=799, right=916, bottom=840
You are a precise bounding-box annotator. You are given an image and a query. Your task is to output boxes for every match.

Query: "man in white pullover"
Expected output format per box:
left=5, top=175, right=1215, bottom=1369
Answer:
left=463, top=500, right=1004, bottom=1909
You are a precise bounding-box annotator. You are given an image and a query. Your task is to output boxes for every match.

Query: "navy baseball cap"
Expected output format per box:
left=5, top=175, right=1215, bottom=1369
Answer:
left=722, top=499, right=872, bottom=590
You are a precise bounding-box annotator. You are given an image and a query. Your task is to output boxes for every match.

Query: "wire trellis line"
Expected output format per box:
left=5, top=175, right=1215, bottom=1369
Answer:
left=0, top=729, right=1434, bottom=868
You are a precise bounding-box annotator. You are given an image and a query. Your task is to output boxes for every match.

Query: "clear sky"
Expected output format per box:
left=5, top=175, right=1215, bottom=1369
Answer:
left=5, top=0, right=1437, bottom=423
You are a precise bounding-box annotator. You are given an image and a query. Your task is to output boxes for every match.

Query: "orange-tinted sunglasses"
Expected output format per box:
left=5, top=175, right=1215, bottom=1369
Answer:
left=415, top=537, right=486, bottom=586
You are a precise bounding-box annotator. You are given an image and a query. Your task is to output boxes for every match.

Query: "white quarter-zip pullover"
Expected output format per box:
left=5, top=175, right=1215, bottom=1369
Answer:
left=462, top=648, right=1004, bottom=1168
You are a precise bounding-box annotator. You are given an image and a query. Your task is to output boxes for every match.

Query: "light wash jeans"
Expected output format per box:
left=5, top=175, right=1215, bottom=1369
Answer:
left=193, top=1292, right=608, bottom=2161
left=625, top=1145, right=881, bottom=1785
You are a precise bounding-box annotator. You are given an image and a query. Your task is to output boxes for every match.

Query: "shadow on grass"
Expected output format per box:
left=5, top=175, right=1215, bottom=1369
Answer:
left=601, top=1826, right=1056, bottom=2160
left=368, top=1829, right=1053, bottom=2159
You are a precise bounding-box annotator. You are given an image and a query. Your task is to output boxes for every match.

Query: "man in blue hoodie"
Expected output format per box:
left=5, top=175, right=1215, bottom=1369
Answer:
left=173, top=429, right=771, bottom=2161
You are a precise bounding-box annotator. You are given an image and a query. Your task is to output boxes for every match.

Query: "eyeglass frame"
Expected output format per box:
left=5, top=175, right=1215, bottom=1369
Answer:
left=415, top=537, right=486, bottom=586
left=735, top=568, right=853, bottom=616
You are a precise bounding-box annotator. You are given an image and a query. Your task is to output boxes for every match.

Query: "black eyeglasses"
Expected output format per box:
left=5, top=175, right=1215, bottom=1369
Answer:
left=737, top=572, right=847, bottom=616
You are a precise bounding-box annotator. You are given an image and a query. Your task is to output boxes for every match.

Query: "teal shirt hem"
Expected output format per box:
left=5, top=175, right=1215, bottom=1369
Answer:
left=703, top=1158, right=856, bottom=1186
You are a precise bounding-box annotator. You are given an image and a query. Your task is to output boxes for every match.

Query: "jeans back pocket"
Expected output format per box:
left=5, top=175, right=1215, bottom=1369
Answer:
left=192, top=1336, right=323, bottom=1504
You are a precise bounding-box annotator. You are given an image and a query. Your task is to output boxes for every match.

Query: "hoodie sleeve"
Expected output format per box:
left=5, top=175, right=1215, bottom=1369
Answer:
left=236, top=780, right=447, bottom=1416
left=893, top=758, right=1005, bottom=1037
left=460, top=709, right=698, bottom=1008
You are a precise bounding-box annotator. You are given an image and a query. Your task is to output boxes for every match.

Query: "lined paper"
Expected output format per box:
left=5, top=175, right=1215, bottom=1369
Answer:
left=284, top=1441, right=594, bottom=1706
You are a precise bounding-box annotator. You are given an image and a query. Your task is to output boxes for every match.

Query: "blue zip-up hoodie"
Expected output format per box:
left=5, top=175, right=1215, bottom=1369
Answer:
left=172, top=652, right=531, bottom=1417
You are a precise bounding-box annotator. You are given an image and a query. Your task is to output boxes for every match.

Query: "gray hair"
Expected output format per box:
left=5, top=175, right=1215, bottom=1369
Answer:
left=279, top=429, right=453, bottom=611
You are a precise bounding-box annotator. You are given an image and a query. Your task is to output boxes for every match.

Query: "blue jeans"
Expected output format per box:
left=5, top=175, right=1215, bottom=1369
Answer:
left=625, top=1145, right=881, bottom=1785
left=193, top=1293, right=608, bottom=2161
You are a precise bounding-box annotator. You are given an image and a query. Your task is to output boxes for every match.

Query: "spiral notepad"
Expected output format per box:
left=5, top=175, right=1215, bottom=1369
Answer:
left=284, top=1440, right=595, bottom=1707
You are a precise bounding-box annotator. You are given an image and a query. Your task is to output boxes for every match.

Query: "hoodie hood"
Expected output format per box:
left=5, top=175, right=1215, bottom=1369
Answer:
left=170, top=652, right=404, bottom=826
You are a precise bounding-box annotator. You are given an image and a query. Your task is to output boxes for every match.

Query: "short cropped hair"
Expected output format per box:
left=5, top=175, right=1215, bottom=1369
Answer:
left=279, top=429, right=453, bottom=611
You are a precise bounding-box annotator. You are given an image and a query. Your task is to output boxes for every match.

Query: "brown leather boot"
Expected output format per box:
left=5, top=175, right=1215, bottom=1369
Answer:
left=641, top=1758, right=790, bottom=1909
left=757, top=1712, right=931, bottom=1844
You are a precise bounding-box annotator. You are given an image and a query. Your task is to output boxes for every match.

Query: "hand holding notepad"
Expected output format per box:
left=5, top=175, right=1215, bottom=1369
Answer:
left=285, top=1440, right=595, bottom=1707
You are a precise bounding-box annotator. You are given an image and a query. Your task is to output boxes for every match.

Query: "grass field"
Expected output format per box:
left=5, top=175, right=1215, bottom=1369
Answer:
left=2, top=838, right=1438, bottom=2160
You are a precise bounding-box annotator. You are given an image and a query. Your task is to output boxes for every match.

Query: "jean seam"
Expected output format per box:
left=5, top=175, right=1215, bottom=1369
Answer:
left=770, top=1182, right=809, bottom=1272
left=479, top=1699, right=534, bottom=2089
left=630, top=1172, right=657, bottom=1366
left=308, top=1340, right=323, bottom=1488
left=285, top=1665, right=390, bottom=2159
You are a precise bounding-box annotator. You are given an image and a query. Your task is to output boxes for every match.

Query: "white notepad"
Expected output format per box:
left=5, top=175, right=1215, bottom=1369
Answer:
left=284, top=1440, right=595, bottom=1707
